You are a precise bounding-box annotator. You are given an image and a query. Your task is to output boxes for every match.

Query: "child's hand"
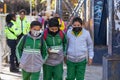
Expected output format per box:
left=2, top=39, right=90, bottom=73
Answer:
left=88, top=59, right=93, bottom=65
left=48, top=48, right=51, bottom=54
left=64, top=56, right=67, bottom=64
left=19, top=63, right=23, bottom=68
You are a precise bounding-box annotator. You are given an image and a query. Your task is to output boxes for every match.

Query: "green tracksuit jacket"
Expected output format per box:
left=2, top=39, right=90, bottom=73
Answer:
left=16, top=33, right=48, bottom=72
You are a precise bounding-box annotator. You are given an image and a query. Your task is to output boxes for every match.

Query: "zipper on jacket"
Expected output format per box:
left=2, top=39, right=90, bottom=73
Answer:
left=75, top=37, right=77, bottom=61
left=32, top=38, right=36, bottom=72
left=53, top=37, right=55, bottom=46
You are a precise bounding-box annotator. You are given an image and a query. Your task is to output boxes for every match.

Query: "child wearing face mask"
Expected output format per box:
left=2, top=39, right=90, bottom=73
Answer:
left=16, top=21, right=48, bottom=80
left=43, top=18, right=67, bottom=80
left=66, top=17, right=94, bottom=80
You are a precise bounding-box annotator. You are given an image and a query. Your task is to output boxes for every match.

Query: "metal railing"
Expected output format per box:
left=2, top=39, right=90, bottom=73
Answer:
left=62, top=0, right=74, bottom=14
left=69, top=0, right=85, bottom=20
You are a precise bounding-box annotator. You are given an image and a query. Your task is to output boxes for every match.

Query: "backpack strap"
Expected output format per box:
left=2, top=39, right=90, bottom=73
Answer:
left=21, top=35, right=27, bottom=52
left=43, top=29, right=48, bottom=40
left=59, top=30, right=64, bottom=40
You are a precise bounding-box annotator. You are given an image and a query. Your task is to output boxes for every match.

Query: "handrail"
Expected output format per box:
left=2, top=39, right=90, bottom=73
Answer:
left=69, top=0, right=84, bottom=21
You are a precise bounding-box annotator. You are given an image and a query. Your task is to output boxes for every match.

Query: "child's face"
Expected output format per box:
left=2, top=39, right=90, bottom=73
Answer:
left=72, top=21, right=82, bottom=32
left=72, top=21, right=82, bottom=28
left=49, top=27, right=59, bottom=33
left=30, top=26, right=42, bottom=37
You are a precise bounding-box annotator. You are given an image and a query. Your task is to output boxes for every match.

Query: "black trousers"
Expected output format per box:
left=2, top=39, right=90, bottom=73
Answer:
left=17, top=33, right=23, bottom=43
left=7, top=39, right=18, bottom=68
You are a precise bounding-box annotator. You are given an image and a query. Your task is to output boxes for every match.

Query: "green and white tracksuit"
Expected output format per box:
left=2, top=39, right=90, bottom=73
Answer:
left=16, top=33, right=48, bottom=80
left=66, top=28, right=94, bottom=80
left=43, top=31, right=67, bottom=80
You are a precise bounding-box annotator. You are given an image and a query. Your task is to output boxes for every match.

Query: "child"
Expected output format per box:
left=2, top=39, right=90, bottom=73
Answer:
left=16, top=21, right=48, bottom=80
left=54, top=13, right=66, bottom=31
left=43, top=18, right=67, bottom=80
left=66, top=17, right=94, bottom=80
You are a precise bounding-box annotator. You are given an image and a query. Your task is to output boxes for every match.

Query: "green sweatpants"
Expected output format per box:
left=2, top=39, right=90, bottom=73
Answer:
left=66, top=59, right=87, bottom=80
left=22, top=69, right=40, bottom=80
left=43, top=63, right=63, bottom=80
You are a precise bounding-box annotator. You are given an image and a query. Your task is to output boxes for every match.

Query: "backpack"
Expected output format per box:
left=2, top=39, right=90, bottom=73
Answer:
left=43, top=29, right=64, bottom=40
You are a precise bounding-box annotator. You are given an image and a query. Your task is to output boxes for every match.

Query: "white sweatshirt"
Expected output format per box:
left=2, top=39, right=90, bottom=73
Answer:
left=67, top=28, right=94, bottom=60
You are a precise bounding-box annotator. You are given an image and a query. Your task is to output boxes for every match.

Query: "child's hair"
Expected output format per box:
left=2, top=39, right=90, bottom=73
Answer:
left=6, top=13, right=16, bottom=24
left=72, top=17, right=82, bottom=25
left=19, top=9, right=26, bottom=14
left=30, top=21, right=42, bottom=28
left=48, top=18, right=59, bottom=27
left=38, top=15, right=42, bottom=17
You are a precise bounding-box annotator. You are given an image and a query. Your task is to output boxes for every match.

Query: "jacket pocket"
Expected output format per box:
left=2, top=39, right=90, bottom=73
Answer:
left=19, top=53, right=31, bottom=68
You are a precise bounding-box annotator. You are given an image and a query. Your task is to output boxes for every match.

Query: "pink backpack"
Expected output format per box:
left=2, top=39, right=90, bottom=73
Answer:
left=43, top=29, right=64, bottom=40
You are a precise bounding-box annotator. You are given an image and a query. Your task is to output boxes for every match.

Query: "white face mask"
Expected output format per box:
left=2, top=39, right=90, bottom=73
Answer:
left=31, top=30, right=43, bottom=37
left=40, top=29, right=43, bottom=33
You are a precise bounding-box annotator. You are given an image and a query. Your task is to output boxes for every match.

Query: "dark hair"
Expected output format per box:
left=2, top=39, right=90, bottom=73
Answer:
left=30, top=21, right=42, bottom=28
left=38, top=15, right=42, bottom=17
left=48, top=18, right=59, bottom=27
left=19, top=9, right=26, bottom=14
left=72, top=17, right=82, bottom=25
left=6, top=13, right=16, bottom=24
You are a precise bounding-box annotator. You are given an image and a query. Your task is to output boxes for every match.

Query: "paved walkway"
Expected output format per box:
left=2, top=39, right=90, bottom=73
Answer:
left=0, top=64, right=102, bottom=80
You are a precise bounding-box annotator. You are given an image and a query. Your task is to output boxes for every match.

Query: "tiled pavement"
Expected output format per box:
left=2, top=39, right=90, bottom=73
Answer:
left=0, top=64, right=102, bottom=80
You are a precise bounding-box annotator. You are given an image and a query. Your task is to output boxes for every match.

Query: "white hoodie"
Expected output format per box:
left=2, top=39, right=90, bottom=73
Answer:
left=67, top=28, right=94, bottom=62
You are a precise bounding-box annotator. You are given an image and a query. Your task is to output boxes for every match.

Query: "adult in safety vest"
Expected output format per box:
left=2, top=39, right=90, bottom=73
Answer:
left=5, top=13, right=21, bottom=72
left=17, top=9, right=30, bottom=41
left=54, top=13, right=66, bottom=31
